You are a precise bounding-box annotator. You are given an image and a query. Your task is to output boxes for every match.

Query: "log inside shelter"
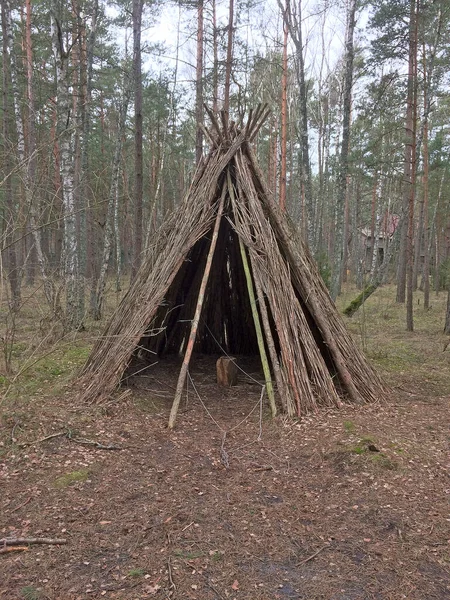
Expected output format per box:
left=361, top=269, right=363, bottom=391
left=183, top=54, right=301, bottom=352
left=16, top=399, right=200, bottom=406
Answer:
left=78, top=107, right=386, bottom=427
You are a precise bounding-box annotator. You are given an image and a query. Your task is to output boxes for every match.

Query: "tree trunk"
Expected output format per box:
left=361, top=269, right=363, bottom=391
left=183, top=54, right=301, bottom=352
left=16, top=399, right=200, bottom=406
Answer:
left=212, top=0, right=219, bottom=113
left=5, top=0, right=58, bottom=313
left=1, top=0, right=20, bottom=310
left=331, top=0, right=356, bottom=300
left=131, top=0, right=144, bottom=280
left=195, top=0, right=204, bottom=165
left=406, top=0, right=418, bottom=332
left=91, top=81, right=131, bottom=320
left=279, top=0, right=314, bottom=249
left=279, top=23, right=288, bottom=211
left=52, top=7, right=83, bottom=330
left=223, top=0, right=234, bottom=115
left=397, top=0, right=417, bottom=308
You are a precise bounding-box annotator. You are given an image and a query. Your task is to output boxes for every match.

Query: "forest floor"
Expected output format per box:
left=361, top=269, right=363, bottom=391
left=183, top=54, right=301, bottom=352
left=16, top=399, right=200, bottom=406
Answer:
left=0, top=284, right=449, bottom=600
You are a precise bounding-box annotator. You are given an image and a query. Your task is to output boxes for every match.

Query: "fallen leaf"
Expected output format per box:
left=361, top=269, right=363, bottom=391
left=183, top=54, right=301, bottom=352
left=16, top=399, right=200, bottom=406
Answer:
left=232, top=580, right=239, bottom=590
left=144, top=584, right=161, bottom=595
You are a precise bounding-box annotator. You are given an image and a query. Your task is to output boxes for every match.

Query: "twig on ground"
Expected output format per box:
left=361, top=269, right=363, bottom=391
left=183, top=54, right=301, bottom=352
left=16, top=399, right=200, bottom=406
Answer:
left=17, top=430, right=67, bottom=448
left=167, top=557, right=176, bottom=594
left=0, top=537, right=67, bottom=546
left=11, top=421, right=21, bottom=444
left=0, top=546, right=29, bottom=554
left=296, top=543, right=329, bottom=567
left=206, top=579, right=226, bottom=600
left=10, top=497, right=31, bottom=513
left=69, top=438, right=122, bottom=450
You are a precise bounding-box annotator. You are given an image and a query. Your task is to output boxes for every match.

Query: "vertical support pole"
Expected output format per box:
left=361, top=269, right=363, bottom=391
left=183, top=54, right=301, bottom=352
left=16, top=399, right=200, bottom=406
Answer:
left=227, top=172, right=276, bottom=417
left=168, top=181, right=227, bottom=429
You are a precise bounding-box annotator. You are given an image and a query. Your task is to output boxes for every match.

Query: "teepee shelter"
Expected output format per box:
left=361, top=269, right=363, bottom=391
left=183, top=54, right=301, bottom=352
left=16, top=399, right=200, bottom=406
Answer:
left=79, top=107, right=386, bottom=428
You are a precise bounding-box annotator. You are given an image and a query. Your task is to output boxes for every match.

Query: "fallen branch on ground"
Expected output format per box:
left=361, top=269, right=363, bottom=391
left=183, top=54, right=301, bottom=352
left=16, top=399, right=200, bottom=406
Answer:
left=0, top=537, right=67, bottom=546
left=69, top=437, right=122, bottom=450
left=296, top=543, right=330, bottom=567
left=0, top=546, right=29, bottom=554
left=17, top=429, right=121, bottom=450
left=17, top=430, right=67, bottom=447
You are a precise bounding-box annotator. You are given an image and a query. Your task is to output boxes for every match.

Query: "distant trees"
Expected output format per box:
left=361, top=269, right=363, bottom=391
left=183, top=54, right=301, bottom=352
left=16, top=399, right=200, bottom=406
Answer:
left=1, top=0, right=450, bottom=332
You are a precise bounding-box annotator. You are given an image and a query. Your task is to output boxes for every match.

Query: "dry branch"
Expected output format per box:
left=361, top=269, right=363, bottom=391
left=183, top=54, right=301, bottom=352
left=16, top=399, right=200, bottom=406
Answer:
left=0, top=546, right=29, bottom=554
left=0, top=538, right=67, bottom=546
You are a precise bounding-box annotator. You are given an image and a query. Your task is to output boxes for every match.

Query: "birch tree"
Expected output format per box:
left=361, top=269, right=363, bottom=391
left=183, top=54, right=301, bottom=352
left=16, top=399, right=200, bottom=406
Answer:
left=52, top=2, right=84, bottom=330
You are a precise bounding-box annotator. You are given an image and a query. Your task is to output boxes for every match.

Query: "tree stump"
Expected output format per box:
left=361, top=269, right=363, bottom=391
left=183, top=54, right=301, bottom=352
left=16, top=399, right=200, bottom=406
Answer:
left=216, top=356, right=238, bottom=387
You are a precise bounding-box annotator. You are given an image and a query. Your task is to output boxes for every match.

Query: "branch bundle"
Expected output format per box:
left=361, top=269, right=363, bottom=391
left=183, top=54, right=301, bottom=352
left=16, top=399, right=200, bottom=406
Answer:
left=78, top=107, right=386, bottom=419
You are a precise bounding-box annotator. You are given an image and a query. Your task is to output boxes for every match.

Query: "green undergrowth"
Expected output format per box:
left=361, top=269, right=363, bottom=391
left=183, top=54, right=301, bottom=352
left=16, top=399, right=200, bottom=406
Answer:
left=1, top=343, right=92, bottom=402
left=336, top=283, right=450, bottom=394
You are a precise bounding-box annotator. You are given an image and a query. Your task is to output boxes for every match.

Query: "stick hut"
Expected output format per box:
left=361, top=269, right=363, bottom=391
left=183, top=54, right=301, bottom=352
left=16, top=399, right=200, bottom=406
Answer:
left=79, top=108, right=386, bottom=427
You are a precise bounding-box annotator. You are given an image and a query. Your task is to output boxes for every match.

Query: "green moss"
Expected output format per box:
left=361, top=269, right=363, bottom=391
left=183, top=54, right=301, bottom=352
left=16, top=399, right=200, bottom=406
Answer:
left=21, top=586, right=41, bottom=600
left=343, top=283, right=378, bottom=317
left=370, top=453, right=398, bottom=470
left=54, top=469, right=90, bottom=488
left=343, top=420, right=356, bottom=433
left=127, top=568, right=145, bottom=578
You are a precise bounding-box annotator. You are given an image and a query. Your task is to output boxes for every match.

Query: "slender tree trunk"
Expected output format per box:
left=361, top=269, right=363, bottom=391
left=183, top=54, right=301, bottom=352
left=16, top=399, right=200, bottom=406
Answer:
left=342, top=176, right=351, bottom=283
left=223, top=0, right=234, bottom=115
left=331, top=0, right=356, bottom=299
left=279, top=0, right=314, bottom=249
left=52, top=8, right=83, bottom=330
left=1, top=0, right=20, bottom=310
left=131, top=0, right=143, bottom=280
left=397, top=0, right=417, bottom=307
left=279, top=23, right=288, bottom=211
left=212, top=0, right=219, bottom=112
left=195, top=0, right=204, bottom=165
left=406, top=0, right=418, bottom=332
left=5, top=0, right=59, bottom=312
left=92, top=83, right=131, bottom=320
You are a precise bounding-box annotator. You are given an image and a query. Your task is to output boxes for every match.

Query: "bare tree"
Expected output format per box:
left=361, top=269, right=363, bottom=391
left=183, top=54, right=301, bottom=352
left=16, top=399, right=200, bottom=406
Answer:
left=278, top=0, right=314, bottom=249
left=131, top=0, right=144, bottom=280
left=331, top=0, right=357, bottom=300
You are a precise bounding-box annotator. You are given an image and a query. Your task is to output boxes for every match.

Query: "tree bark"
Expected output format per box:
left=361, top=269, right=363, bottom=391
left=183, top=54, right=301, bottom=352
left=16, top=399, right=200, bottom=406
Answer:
left=195, top=0, right=204, bottom=165
left=331, top=0, right=356, bottom=300
left=397, top=0, right=417, bottom=308
left=406, top=0, right=418, bottom=332
left=91, top=80, right=131, bottom=320
left=278, top=0, right=314, bottom=249
left=279, top=23, right=288, bottom=211
left=131, top=0, right=144, bottom=280
left=1, top=0, right=20, bottom=310
left=223, top=0, right=234, bottom=115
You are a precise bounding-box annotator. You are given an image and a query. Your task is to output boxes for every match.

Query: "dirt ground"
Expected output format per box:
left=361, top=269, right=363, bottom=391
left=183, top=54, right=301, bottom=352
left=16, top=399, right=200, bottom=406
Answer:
left=1, top=287, right=449, bottom=600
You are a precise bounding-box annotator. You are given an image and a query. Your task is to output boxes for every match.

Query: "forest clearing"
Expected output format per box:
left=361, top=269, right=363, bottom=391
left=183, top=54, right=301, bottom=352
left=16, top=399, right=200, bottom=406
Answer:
left=0, top=283, right=449, bottom=600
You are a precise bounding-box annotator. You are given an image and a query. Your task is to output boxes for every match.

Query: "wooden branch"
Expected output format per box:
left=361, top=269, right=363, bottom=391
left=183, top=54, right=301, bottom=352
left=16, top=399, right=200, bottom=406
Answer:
left=250, top=106, right=271, bottom=142
left=17, top=430, right=67, bottom=448
left=229, top=171, right=276, bottom=416
left=244, top=107, right=254, bottom=137
left=168, top=180, right=227, bottom=429
left=70, top=438, right=122, bottom=450
left=0, top=537, right=67, bottom=546
left=296, top=544, right=329, bottom=567
left=220, top=110, right=229, bottom=140
left=204, top=104, right=224, bottom=143
left=199, top=123, right=217, bottom=148
left=0, top=546, right=29, bottom=554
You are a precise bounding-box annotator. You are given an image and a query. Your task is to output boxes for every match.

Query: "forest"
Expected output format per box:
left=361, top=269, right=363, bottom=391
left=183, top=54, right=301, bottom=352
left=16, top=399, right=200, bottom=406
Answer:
left=0, top=0, right=449, bottom=599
